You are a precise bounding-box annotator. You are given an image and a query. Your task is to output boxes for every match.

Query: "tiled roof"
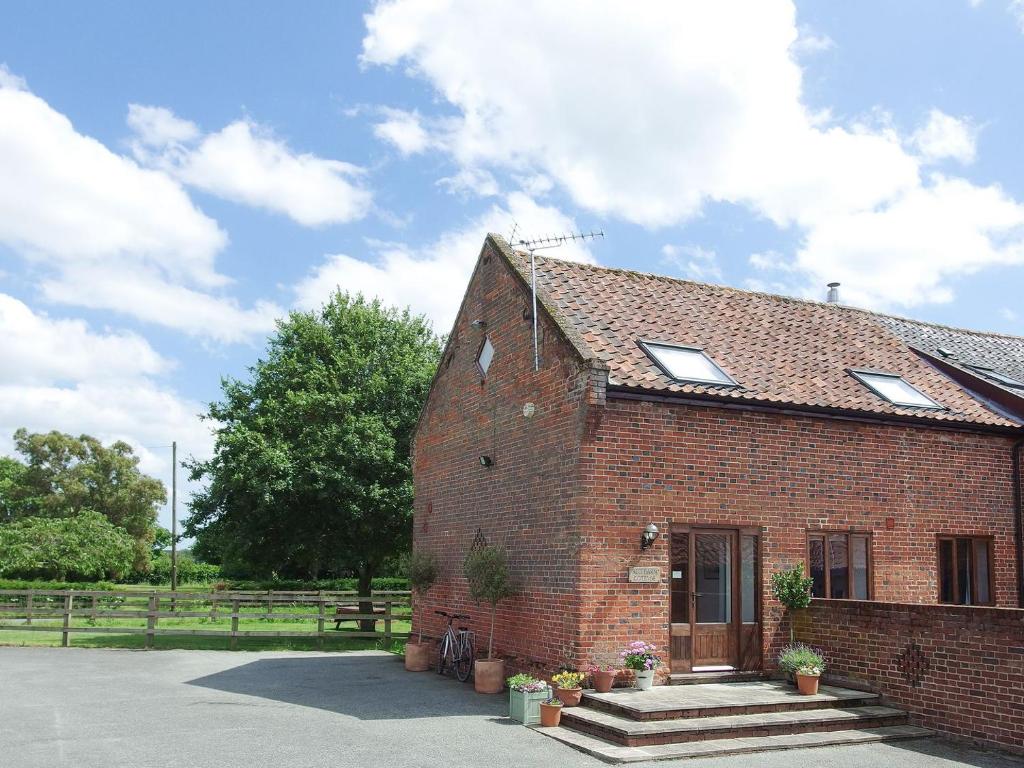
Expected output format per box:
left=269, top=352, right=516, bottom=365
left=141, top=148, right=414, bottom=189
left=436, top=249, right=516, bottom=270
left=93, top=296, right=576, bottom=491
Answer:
left=491, top=235, right=1023, bottom=429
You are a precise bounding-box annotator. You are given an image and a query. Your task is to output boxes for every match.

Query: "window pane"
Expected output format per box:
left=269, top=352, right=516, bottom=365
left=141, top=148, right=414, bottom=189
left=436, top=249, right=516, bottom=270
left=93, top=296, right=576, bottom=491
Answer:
left=829, top=535, right=849, bottom=599
left=938, top=539, right=954, bottom=603
left=644, top=343, right=734, bottom=385
left=956, top=538, right=972, bottom=605
left=477, top=337, right=494, bottom=374
left=856, top=372, right=940, bottom=408
left=808, top=537, right=825, bottom=598
left=741, top=535, right=757, bottom=623
left=695, top=534, right=731, bottom=623
left=974, top=540, right=991, bottom=605
left=671, top=533, right=690, bottom=624
left=851, top=536, right=869, bottom=599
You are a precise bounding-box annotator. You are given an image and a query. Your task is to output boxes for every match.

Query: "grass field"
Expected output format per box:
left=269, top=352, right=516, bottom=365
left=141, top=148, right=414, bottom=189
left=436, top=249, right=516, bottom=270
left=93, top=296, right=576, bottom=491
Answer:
left=0, top=588, right=411, bottom=654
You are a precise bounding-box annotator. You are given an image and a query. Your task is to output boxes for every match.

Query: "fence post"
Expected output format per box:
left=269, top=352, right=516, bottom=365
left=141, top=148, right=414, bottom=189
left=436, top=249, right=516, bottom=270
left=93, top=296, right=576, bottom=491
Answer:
left=145, top=594, right=158, bottom=649
left=61, top=592, right=73, bottom=647
left=25, top=589, right=33, bottom=626
left=267, top=590, right=273, bottom=616
left=384, top=597, right=392, bottom=642
left=317, top=593, right=325, bottom=651
left=91, top=595, right=98, bottom=621
left=211, top=594, right=218, bottom=620
left=230, top=598, right=240, bottom=650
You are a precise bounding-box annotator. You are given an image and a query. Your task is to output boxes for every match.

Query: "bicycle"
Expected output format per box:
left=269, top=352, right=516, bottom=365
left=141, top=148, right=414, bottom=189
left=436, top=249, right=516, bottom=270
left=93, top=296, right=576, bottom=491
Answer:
left=434, top=610, right=474, bottom=682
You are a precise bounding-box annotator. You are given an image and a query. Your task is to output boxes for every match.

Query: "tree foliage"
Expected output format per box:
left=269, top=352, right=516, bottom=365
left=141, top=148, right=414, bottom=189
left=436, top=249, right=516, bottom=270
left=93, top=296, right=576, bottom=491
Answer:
left=0, top=510, right=136, bottom=580
left=185, top=292, right=442, bottom=595
left=3, top=429, right=165, bottom=570
left=464, top=545, right=517, bottom=659
left=770, top=562, right=815, bottom=643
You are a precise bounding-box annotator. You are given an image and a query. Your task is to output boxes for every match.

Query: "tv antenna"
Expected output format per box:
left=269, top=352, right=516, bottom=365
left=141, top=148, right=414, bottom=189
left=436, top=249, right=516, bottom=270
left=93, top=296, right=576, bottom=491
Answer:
left=513, top=230, right=604, bottom=371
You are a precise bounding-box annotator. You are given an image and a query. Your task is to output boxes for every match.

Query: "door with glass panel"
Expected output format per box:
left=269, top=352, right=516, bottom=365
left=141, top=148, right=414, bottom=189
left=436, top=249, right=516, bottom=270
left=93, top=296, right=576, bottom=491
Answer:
left=670, top=527, right=761, bottom=672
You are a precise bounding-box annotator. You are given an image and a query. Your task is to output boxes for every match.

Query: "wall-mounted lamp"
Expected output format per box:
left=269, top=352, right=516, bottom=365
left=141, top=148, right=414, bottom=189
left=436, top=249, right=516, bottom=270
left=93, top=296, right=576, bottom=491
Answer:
left=471, top=319, right=487, bottom=329
left=479, top=455, right=494, bottom=467
left=640, top=523, right=659, bottom=550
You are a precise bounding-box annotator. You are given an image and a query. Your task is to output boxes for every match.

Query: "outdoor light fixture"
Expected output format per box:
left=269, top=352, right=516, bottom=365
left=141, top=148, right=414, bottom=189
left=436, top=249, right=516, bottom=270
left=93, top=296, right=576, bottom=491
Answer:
left=479, top=455, right=494, bottom=467
left=640, top=523, right=659, bottom=550
left=471, top=319, right=487, bottom=329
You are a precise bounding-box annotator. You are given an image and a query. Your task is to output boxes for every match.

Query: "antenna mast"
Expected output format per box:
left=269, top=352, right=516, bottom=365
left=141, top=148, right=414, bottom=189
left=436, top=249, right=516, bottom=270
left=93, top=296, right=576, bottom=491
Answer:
left=515, top=230, right=604, bottom=371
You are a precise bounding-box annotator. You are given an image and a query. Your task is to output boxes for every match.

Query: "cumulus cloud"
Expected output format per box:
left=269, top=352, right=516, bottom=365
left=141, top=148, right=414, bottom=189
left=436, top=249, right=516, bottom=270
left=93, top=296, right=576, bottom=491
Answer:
left=129, top=105, right=372, bottom=227
left=360, top=0, right=1024, bottom=312
left=372, top=107, right=433, bottom=155
left=910, top=109, right=978, bottom=164
left=294, top=192, right=594, bottom=333
left=661, top=244, right=724, bottom=282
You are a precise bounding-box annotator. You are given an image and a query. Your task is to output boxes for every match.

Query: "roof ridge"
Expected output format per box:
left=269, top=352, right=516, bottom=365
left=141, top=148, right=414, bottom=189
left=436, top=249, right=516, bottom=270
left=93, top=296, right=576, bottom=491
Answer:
left=516, top=245, right=1024, bottom=343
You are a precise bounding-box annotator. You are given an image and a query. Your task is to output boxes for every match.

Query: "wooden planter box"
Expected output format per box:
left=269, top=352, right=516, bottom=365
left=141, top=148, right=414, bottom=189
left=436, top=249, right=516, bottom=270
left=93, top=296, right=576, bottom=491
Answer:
left=509, top=687, right=550, bottom=724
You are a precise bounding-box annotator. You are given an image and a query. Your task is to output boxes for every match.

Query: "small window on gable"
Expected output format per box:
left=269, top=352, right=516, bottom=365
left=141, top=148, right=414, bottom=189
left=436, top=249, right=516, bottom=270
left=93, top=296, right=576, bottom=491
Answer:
left=477, top=336, right=495, bottom=376
left=964, top=365, right=1024, bottom=389
left=850, top=370, right=942, bottom=409
left=640, top=341, right=736, bottom=386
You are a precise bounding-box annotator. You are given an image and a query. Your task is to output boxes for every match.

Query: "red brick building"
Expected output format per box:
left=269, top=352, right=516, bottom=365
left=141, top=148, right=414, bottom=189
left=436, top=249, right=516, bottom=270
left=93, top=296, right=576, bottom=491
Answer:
left=412, top=233, right=1024, bottom=679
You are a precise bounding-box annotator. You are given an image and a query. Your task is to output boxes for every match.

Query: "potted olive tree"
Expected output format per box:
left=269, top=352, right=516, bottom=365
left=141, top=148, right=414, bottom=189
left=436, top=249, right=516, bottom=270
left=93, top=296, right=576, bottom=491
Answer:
left=405, top=550, right=440, bottom=672
left=769, top=562, right=814, bottom=644
left=464, top=544, right=516, bottom=694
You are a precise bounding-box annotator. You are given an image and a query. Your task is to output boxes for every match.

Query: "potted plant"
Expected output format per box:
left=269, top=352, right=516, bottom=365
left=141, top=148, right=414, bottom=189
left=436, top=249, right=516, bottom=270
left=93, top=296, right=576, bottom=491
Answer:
left=620, top=641, right=661, bottom=690
left=769, top=563, right=814, bottom=644
left=404, top=550, right=440, bottom=672
left=778, top=643, right=826, bottom=695
left=463, top=544, right=517, bottom=694
left=539, top=695, right=563, bottom=727
left=551, top=670, right=586, bottom=706
left=586, top=663, right=618, bottom=693
left=507, top=673, right=550, bottom=724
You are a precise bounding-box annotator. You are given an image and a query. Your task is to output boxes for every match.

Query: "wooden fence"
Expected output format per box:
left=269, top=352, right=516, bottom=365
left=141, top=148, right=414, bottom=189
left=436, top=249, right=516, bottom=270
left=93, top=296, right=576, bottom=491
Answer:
left=0, top=589, right=411, bottom=649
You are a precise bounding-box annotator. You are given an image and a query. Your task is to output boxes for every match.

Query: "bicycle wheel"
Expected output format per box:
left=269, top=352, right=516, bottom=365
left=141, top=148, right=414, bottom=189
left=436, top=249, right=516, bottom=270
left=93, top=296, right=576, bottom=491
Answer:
left=437, top=634, right=450, bottom=676
left=454, top=635, right=474, bottom=683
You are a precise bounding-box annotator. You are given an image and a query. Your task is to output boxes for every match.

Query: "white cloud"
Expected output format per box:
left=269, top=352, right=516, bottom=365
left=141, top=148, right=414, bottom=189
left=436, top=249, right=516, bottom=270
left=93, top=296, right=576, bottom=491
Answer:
left=1011, top=0, right=1024, bottom=31
left=791, top=25, right=835, bottom=55
left=1001, top=307, right=1019, bottom=321
left=372, top=107, right=433, bottom=155
left=130, top=106, right=372, bottom=227
left=361, top=0, right=1024, bottom=310
left=661, top=244, right=723, bottom=282
left=910, top=109, right=977, bottom=164
left=436, top=167, right=499, bottom=197
left=294, top=192, right=594, bottom=333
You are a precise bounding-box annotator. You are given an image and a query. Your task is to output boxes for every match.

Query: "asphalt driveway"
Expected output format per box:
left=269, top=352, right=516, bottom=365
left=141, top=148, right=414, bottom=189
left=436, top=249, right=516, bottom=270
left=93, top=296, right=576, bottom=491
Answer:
left=0, top=647, right=1018, bottom=768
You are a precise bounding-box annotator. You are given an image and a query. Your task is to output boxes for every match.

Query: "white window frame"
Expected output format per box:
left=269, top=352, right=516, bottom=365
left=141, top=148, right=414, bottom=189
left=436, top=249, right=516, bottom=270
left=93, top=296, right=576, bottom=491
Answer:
left=849, top=369, right=943, bottom=409
left=639, top=340, right=738, bottom=387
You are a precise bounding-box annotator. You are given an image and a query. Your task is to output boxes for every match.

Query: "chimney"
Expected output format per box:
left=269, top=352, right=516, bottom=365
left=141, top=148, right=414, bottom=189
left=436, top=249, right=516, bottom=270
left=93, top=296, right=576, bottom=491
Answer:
left=826, top=282, right=840, bottom=304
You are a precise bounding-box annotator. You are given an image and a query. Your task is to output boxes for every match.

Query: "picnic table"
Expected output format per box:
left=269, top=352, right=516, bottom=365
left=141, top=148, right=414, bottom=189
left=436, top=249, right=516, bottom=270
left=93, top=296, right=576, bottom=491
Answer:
left=333, top=604, right=385, bottom=630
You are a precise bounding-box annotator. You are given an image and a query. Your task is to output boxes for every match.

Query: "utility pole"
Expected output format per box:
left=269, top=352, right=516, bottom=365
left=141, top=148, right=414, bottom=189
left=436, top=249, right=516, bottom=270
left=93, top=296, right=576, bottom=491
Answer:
left=171, top=441, right=178, bottom=593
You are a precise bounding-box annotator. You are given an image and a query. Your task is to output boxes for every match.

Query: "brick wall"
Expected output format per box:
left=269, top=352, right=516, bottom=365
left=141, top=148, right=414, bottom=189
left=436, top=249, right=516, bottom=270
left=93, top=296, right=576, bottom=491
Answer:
left=412, top=240, right=598, bottom=672
left=577, top=396, right=1020, bottom=673
left=796, top=599, right=1024, bottom=753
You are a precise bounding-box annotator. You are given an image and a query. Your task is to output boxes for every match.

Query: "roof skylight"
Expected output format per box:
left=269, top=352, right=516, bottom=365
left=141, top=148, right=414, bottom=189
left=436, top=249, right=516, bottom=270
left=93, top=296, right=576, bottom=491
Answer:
left=640, top=341, right=736, bottom=386
left=477, top=336, right=494, bottom=375
left=851, top=370, right=942, bottom=409
left=964, top=364, right=1024, bottom=389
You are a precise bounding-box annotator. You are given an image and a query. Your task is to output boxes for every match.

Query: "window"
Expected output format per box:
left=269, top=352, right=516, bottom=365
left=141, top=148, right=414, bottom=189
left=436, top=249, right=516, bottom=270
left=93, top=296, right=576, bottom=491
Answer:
left=938, top=536, right=993, bottom=605
left=477, top=336, right=494, bottom=375
left=850, top=370, right=942, bottom=409
left=964, top=365, right=1024, bottom=389
left=640, top=341, right=736, bottom=386
left=807, top=531, right=871, bottom=600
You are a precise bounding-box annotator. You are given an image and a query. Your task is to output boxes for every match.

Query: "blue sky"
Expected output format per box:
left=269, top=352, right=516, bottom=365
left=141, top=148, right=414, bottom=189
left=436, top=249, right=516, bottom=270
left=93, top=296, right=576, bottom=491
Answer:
left=2, top=1, right=1024, bottom=529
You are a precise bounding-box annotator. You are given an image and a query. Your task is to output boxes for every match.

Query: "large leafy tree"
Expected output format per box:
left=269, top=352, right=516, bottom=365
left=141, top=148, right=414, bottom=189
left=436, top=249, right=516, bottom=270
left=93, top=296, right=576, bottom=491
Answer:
left=5, top=429, right=166, bottom=570
left=0, top=510, right=136, bottom=581
left=185, top=293, right=441, bottom=604
left=0, top=456, right=30, bottom=521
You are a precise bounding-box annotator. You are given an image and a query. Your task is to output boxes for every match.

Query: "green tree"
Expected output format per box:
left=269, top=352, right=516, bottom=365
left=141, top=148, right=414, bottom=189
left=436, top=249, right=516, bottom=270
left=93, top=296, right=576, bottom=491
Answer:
left=0, top=510, right=136, bottom=580
left=464, top=545, right=517, bottom=659
left=0, top=456, right=30, bottom=521
left=770, top=562, right=815, bottom=643
left=7, top=429, right=166, bottom=571
left=185, top=292, right=441, bottom=626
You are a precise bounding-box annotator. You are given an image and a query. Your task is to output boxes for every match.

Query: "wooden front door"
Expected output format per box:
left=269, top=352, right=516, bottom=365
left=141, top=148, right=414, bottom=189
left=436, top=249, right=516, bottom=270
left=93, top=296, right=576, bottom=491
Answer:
left=670, top=527, right=762, bottom=673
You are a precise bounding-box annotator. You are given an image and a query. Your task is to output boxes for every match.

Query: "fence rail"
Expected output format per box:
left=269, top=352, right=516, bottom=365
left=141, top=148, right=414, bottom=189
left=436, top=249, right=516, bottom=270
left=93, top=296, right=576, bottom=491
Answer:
left=0, top=589, right=411, bottom=649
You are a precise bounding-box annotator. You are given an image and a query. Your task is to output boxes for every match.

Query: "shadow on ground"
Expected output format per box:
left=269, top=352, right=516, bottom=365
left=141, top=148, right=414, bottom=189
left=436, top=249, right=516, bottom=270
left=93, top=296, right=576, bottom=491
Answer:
left=186, top=652, right=507, bottom=720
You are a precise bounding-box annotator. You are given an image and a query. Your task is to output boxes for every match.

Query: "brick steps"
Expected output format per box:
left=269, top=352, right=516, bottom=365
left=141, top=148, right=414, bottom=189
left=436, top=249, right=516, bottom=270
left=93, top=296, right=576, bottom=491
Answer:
left=560, top=704, right=907, bottom=747
left=535, top=724, right=934, bottom=763
left=669, top=670, right=765, bottom=685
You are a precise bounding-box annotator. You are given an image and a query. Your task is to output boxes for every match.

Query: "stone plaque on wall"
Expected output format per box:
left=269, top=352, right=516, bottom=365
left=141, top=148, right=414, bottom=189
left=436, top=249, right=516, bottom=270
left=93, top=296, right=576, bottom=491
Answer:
left=628, top=566, right=661, bottom=583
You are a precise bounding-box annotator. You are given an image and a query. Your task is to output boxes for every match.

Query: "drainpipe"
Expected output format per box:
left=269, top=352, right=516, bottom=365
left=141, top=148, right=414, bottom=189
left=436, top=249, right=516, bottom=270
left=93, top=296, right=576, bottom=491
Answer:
left=1014, top=439, right=1024, bottom=608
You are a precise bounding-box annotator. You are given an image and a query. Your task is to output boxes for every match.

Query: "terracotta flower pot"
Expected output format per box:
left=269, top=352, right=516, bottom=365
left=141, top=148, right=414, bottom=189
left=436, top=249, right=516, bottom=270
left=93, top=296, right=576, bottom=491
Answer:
left=796, top=673, right=820, bottom=695
left=554, top=687, right=582, bottom=707
left=474, top=658, right=505, bottom=694
left=591, top=670, right=616, bottom=693
left=404, top=641, right=433, bottom=672
left=539, top=702, right=563, bottom=727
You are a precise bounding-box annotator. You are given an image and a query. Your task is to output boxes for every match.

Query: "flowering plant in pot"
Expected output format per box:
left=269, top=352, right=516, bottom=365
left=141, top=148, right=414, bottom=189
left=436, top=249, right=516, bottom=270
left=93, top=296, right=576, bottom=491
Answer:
left=585, top=663, right=619, bottom=693
left=620, top=641, right=661, bottom=690
left=507, top=673, right=550, bottom=724
left=551, top=670, right=586, bottom=706
left=778, top=643, right=826, bottom=695
left=404, top=550, right=440, bottom=672
left=464, top=544, right=517, bottom=694
left=538, top=695, right=563, bottom=727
